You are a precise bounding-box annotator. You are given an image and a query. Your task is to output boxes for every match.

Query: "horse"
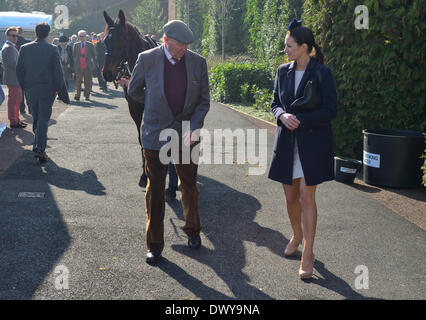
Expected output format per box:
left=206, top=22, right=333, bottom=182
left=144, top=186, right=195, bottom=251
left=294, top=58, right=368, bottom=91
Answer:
left=102, top=10, right=158, bottom=187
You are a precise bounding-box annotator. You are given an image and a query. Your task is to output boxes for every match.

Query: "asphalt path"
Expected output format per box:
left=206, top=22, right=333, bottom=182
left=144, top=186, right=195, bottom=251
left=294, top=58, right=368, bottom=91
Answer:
left=0, top=84, right=424, bottom=300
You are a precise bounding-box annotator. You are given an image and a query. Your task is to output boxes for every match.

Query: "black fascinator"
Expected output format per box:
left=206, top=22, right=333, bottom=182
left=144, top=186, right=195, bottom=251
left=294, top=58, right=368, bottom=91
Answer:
left=287, top=19, right=302, bottom=31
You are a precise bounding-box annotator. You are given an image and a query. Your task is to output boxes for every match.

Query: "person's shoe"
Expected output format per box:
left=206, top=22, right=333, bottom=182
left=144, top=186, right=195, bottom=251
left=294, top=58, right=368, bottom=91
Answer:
left=19, top=121, right=28, bottom=127
left=165, top=187, right=177, bottom=200
left=10, top=123, right=25, bottom=128
left=85, top=97, right=90, bottom=101
left=284, top=237, right=302, bottom=257
left=35, top=151, right=48, bottom=164
left=139, top=173, right=147, bottom=188
left=74, top=96, right=80, bottom=101
left=299, top=253, right=315, bottom=280
left=188, top=235, right=201, bottom=249
left=146, top=251, right=162, bottom=265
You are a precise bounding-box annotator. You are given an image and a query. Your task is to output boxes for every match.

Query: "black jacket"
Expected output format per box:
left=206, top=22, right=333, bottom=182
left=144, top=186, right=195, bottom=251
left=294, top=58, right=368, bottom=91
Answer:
left=268, top=58, right=338, bottom=186
left=57, top=44, right=74, bottom=70
left=17, top=36, right=31, bottom=50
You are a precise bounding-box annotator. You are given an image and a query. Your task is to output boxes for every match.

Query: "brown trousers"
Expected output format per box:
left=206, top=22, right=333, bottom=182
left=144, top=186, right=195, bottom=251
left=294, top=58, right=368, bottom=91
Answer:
left=75, top=68, right=92, bottom=98
left=143, top=148, right=201, bottom=253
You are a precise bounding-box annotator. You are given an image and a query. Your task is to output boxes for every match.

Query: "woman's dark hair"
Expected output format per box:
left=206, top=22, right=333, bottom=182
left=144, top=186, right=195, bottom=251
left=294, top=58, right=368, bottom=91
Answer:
left=35, top=22, right=50, bottom=39
left=287, top=26, right=324, bottom=64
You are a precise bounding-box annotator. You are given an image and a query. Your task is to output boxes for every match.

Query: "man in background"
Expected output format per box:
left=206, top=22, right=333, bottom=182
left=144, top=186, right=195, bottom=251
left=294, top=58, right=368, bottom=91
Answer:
left=95, top=32, right=107, bottom=92
left=16, top=27, right=31, bottom=115
left=72, top=30, right=97, bottom=101
left=2, top=27, right=26, bottom=128
left=16, top=22, right=67, bottom=163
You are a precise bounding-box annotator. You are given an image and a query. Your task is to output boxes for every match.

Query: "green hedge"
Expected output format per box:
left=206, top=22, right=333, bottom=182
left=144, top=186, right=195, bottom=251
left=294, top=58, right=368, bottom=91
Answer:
left=209, top=62, right=273, bottom=103
left=303, top=0, right=426, bottom=159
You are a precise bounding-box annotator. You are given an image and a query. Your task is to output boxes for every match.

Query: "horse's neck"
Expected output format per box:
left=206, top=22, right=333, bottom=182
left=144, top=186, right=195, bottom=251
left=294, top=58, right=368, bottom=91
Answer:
left=127, top=30, right=150, bottom=72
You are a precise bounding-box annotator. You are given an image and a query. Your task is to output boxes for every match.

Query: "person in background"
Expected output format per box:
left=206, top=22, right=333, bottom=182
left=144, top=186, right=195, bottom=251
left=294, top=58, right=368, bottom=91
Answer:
left=95, top=32, right=107, bottom=92
left=72, top=30, right=97, bottom=101
left=16, top=27, right=31, bottom=115
left=16, top=22, right=67, bottom=163
left=16, top=27, right=31, bottom=50
left=268, top=19, right=338, bottom=280
left=57, top=35, right=74, bottom=90
left=70, top=34, right=78, bottom=45
left=0, top=85, right=5, bottom=106
left=2, top=27, right=26, bottom=128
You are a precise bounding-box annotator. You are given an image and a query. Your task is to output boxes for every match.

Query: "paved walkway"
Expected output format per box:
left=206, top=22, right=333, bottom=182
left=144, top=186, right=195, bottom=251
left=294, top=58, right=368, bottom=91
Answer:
left=0, top=84, right=424, bottom=299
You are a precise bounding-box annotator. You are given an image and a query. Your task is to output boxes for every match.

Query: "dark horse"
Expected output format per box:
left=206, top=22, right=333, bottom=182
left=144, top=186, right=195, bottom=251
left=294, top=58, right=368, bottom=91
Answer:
left=102, top=10, right=157, bottom=187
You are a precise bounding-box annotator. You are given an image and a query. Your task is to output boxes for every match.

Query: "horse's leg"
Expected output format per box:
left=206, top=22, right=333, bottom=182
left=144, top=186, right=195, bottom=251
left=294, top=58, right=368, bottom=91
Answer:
left=124, top=88, right=147, bottom=187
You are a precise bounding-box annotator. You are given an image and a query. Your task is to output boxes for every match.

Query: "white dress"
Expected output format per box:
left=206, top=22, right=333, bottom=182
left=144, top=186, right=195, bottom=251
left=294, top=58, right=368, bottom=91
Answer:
left=292, top=70, right=305, bottom=179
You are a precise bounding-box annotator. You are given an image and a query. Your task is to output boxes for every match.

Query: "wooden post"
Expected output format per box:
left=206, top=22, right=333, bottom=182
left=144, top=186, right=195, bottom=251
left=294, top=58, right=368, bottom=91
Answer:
left=168, top=0, right=176, bottom=21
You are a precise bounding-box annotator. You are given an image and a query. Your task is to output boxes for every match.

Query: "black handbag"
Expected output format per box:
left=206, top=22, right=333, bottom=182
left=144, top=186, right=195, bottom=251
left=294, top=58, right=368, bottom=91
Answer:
left=288, top=69, right=322, bottom=114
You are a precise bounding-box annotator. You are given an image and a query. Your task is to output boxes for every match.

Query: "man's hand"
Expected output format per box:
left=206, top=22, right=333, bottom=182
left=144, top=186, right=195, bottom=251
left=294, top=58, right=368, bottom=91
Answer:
left=183, top=130, right=199, bottom=147
left=117, top=77, right=130, bottom=88
left=279, top=113, right=300, bottom=131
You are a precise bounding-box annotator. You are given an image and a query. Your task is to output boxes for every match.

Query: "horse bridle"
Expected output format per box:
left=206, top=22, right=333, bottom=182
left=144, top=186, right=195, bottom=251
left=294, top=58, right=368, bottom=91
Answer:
left=105, top=25, right=158, bottom=88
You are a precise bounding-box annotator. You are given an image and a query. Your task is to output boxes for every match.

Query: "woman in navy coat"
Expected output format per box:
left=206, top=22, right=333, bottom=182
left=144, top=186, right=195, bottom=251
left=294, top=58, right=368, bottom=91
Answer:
left=268, top=20, right=337, bottom=279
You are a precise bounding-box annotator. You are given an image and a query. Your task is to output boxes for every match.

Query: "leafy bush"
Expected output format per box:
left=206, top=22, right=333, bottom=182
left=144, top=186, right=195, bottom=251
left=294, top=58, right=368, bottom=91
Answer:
left=303, top=0, right=426, bottom=158
left=252, top=85, right=273, bottom=112
left=241, top=83, right=254, bottom=104
left=209, top=61, right=273, bottom=103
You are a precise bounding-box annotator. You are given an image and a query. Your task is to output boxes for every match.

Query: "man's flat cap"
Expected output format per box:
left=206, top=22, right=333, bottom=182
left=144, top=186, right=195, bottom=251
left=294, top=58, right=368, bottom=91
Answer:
left=163, top=20, right=194, bottom=44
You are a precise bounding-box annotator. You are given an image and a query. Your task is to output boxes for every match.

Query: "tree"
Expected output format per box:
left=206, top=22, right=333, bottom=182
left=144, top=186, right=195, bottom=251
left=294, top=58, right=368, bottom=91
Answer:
left=131, top=0, right=166, bottom=37
left=208, top=0, right=238, bottom=61
left=244, top=0, right=266, bottom=57
left=176, top=0, right=209, bottom=53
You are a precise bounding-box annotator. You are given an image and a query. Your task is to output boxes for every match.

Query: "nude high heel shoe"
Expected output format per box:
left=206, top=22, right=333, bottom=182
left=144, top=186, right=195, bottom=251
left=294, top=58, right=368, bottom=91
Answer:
left=299, top=254, right=315, bottom=279
left=284, top=238, right=301, bottom=257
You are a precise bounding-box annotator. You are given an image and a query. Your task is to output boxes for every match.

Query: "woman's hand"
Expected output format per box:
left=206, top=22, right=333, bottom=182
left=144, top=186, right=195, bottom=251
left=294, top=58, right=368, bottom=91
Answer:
left=279, top=113, right=300, bottom=131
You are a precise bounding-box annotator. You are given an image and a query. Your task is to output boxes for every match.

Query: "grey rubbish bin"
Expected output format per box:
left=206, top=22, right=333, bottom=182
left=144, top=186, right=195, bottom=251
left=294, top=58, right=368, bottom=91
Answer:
left=363, top=129, right=424, bottom=188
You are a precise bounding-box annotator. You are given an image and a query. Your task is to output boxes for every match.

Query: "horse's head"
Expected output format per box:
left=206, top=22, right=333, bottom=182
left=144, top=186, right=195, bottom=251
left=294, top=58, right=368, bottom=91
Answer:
left=102, top=10, right=128, bottom=82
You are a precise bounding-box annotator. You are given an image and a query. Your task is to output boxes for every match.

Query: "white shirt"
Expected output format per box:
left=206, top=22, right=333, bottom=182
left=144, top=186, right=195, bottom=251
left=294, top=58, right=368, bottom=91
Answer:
left=294, top=70, right=305, bottom=96
left=164, top=45, right=177, bottom=65
left=6, top=40, right=18, bottom=50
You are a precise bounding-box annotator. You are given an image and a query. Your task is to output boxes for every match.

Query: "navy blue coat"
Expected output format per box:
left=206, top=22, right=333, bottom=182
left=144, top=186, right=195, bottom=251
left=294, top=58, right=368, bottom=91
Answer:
left=268, top=58, right=338, bottom=186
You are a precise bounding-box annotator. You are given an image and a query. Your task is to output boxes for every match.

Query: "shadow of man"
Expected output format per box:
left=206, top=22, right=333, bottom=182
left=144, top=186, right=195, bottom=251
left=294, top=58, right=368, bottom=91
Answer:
left=164, top=174, right=292, bottom=300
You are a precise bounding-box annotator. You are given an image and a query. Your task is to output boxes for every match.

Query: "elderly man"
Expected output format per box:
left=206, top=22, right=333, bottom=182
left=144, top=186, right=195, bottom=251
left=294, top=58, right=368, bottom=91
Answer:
left=127, top=20, right=210, bottom=264
left=2, top=27, right=26, bottom=128
left=72, top=30, right=97, bottom=101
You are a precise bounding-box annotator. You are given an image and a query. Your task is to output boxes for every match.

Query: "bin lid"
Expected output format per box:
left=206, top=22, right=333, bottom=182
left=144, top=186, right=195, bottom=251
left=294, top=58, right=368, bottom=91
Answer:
left=363, top=129, right=424, bottom=138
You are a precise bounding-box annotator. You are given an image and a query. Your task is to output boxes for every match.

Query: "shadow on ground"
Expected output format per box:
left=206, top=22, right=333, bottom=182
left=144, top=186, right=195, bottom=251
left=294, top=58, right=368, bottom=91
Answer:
left=0, top=150, right=106, bottom=299
left=159, top=175, right=378, bottom=300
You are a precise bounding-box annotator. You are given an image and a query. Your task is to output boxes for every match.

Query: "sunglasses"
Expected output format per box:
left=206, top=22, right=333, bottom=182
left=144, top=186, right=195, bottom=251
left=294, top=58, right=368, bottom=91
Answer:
left=9, top=34, right=18, bottom=38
